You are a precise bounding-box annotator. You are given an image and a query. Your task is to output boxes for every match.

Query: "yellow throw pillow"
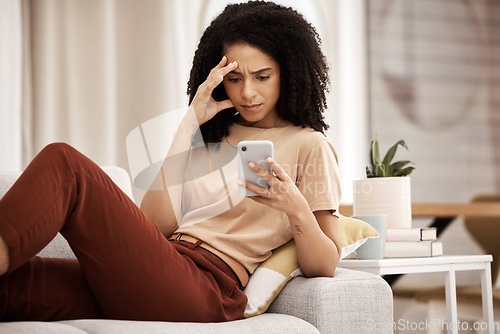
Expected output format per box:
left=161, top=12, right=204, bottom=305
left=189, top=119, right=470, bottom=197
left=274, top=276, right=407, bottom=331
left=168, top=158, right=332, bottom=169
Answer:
left=338, top=214, right=380, bottom=258
left=243, top=214, right=379, bottom=318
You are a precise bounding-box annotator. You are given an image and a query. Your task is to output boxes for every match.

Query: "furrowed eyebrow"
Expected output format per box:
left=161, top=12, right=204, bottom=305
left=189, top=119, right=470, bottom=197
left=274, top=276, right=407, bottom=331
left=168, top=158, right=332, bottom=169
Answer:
left=230, top=67, right=272, bottom=75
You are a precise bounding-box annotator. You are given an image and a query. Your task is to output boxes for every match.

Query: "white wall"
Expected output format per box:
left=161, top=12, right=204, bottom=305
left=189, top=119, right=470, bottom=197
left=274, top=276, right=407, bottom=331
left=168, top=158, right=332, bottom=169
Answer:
left=0, top=0, right=22, bottom=171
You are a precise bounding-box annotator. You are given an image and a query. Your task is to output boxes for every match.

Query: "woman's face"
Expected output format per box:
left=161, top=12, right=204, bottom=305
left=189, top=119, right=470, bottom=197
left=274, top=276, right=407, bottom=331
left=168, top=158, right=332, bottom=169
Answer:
left=223, top=43, right=281, bottom=128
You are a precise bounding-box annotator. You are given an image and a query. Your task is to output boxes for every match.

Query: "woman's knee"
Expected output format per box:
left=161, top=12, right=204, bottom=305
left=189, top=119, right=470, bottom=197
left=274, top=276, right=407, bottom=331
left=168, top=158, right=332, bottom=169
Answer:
left=38, top=142, right=84, bottom=163
left=41, top=142, right=77, bottom=157
left=35, top=143, right=90, bottom=173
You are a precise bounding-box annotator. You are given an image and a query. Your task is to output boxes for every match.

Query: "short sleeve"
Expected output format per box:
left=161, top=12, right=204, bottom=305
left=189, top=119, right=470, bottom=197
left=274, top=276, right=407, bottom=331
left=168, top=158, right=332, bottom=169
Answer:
left=296, top=139, right=341, bottom=216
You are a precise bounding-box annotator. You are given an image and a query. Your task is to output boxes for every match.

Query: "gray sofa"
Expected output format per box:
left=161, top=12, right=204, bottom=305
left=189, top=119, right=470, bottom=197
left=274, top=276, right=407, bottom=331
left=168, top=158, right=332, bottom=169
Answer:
left=0, top=168, right=394, bottom=333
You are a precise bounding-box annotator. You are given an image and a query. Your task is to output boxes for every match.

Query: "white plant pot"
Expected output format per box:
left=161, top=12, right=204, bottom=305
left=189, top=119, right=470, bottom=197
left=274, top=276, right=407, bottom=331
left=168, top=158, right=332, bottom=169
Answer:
left=353, top=177, right=412, bottom=229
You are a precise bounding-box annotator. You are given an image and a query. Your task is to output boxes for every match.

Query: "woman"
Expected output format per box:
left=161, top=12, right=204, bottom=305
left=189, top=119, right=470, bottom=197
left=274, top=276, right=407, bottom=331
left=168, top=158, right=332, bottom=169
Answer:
left=0, top=1, right=341, bottom=322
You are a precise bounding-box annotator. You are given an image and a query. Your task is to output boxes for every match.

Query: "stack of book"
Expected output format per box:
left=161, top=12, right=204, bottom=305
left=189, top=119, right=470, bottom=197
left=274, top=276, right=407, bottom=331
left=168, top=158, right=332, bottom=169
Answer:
left=384, top=227, right=443, bottom=258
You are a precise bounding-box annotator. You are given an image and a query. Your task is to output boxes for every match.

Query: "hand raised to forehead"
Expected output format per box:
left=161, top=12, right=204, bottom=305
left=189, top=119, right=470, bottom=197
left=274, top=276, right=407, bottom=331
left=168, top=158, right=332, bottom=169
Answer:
left=190, top=56, right=238, bottom=126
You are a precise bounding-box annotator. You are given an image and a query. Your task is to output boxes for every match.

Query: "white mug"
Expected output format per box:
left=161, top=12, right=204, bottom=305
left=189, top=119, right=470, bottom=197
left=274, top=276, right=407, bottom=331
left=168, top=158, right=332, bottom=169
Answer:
left=352, top=215, right=386, bottom=260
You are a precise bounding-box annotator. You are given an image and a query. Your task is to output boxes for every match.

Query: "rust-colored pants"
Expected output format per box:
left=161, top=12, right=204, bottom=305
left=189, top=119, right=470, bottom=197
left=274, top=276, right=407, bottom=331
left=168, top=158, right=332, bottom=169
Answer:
left=0, top=143, right=247, bottom=322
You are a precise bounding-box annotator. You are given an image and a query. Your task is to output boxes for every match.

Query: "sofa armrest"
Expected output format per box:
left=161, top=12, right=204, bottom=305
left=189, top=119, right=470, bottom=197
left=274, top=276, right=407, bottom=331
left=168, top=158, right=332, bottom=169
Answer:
left=268, top=267, right=393, bottom=334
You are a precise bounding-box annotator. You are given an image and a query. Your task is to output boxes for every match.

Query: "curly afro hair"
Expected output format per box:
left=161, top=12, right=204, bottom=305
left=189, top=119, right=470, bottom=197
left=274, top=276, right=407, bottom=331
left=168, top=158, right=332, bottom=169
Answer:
left=187, top=1, right=330, bottom=144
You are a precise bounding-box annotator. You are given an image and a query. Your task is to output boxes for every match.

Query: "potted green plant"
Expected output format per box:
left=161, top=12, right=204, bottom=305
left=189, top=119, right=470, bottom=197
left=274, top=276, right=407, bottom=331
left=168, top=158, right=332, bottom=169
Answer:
left=353, top=137, right=415, bottom=229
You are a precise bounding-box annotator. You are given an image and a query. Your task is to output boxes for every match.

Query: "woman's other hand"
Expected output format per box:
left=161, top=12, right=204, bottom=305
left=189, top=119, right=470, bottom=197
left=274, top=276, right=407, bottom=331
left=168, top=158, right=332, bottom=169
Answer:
left=238, top=157, right=310, bottom=216
left=189, top=56, right=237, bottom=126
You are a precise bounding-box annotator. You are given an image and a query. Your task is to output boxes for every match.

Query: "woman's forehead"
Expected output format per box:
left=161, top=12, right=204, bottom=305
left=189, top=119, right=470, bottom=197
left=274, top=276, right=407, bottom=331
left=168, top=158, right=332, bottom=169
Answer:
left=224, top=44, right=278, bottom=71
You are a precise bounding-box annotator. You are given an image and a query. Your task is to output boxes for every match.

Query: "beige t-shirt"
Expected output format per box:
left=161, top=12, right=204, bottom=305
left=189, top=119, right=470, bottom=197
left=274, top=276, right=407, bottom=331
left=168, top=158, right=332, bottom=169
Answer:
left=174, top=122, right=341, bottom=273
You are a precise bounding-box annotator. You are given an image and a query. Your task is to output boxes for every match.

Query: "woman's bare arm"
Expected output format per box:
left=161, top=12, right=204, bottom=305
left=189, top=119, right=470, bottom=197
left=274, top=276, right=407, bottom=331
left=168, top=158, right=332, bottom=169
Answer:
left=240, top=157, right=341, bottom=277
left=289, top=209, right=341, bottom=277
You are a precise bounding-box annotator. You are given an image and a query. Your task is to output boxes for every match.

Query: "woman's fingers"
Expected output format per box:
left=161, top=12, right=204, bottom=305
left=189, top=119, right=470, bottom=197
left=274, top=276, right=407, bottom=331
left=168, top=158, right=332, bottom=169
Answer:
left=197, top=59, right=238, bottom=101
left=241, top=161, right=274, bottom=198
left=210, top=56, right=237, bottom=77
left=247, top=161, right=275, bottom=184
left=238, top=180, right=269, bottom=198
left=265, top=157, right=290, bottom=181
left=211, top=56, right=237, bottom=76
left=242, top=158, right=305, bottom=213
left=204, top=75, right=224, bottom=94
left=245, top=158, right=298, bottom=198
left=221, top=60, right=238, bottom=77
left=216, top=55, right=228, bottom=68
left=207, top=62, right=238, bottom=91
left=248, top=158, right=289, bottom=183
left=209, top=55, right=229, bottom=73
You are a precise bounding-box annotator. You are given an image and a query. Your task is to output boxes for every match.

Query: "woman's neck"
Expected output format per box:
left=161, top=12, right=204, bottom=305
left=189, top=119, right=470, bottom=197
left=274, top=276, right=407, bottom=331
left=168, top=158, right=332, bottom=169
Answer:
left=236, top=115, right=284, bottom=129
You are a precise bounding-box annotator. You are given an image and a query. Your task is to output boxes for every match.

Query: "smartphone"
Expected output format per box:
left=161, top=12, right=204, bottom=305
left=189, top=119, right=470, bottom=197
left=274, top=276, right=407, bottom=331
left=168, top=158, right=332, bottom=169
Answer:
left=237, top=140, right=274, bottom=196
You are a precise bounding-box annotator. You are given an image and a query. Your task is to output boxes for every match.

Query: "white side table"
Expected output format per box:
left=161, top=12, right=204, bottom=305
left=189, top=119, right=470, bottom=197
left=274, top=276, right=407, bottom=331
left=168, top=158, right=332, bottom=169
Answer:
left=338, top=255, right=494, bottom=334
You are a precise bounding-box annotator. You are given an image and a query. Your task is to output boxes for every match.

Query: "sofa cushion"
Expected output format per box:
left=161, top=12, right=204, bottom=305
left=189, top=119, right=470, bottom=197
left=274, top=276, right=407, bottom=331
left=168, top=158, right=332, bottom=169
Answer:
left=0, top=321, right=88, bottom=333
left=0, top=314, right=320, bottom=334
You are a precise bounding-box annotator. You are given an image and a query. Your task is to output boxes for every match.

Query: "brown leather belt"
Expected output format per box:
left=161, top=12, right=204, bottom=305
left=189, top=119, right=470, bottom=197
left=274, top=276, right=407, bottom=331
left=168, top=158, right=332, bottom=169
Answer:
left=168, top=233, right=249, bottom=287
